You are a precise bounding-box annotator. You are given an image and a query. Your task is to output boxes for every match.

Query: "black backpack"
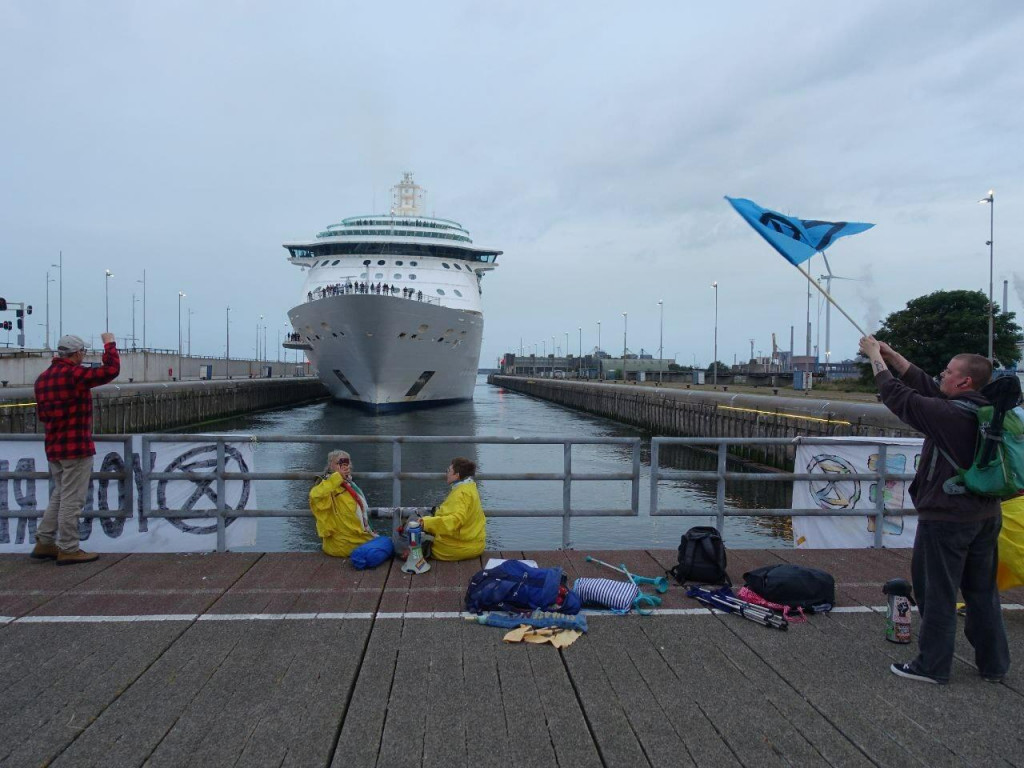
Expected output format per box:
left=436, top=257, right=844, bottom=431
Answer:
left=743, top=564, right=835, bottom=612
left=668, top=526, right=730, bottom=586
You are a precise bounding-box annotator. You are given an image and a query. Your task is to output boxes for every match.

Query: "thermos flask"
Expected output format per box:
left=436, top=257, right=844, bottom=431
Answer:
left=882, top=578, right=915, bottom=644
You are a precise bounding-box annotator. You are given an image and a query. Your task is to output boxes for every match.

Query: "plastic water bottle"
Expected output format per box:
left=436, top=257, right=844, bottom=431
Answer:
left=882, top=578, right=913, bottom=644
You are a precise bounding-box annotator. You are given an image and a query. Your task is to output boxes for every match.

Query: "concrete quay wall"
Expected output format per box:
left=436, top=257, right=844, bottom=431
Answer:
left=0, top=377, right=329, bottom=434
left=489, top=375, right=917, bottom=467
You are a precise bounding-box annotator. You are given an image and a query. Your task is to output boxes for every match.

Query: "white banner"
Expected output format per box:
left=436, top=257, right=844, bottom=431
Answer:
left=792, top=437, right=924, bottom=549
left=0, top=437, right=258, bottom=553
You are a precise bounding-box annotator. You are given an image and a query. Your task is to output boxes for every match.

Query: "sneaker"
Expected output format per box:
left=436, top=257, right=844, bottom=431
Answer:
left=890, top=662, right=944, bottom=684
left=56, top=549, right=100, bottom=566
left=982, top=675, right=1004, bottom=683
left=30, top=541, right=59, bottom=561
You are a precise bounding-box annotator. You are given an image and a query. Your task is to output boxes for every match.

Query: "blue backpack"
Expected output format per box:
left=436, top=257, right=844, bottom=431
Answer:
left=465, top=560, right=581, bottom=614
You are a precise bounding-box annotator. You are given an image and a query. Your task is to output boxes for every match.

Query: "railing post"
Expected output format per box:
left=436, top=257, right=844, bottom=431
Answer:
left=873, top=442, right=888, bottom=549
left=122, top=435, right=134, bottom=525
left=216, top=438, right=227, bottom=553
left=649, top=437, right=660, bottom=515
left=716, top=443, right=727, bottom=532
left=392, top=439, right=402, bottom=507
left=141, top=435, right=151, bottom=534
left=562, top=441, right=572, bottom=549
left=631, top=440, right=641, bottom=516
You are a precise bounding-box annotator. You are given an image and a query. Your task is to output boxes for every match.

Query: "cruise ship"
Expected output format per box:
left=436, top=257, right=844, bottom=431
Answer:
left=283, top=174, right=502, bottom=412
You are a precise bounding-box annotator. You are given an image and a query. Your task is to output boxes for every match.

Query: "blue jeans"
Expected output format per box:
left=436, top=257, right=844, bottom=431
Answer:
left=911, top=517, right=1010, bottom=681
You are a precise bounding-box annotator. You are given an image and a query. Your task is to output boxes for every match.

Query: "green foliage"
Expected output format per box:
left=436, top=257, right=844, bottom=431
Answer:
left=706, top=361, right=729, bottom=374
left=867, top=289, right=1022, bottom=378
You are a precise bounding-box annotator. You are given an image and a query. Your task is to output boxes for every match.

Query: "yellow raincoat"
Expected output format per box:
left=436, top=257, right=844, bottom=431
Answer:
left=308, top=473, right=375, bottom=557
left=997, top=493, right=1024, bottom=592
left=421, top=479, right=486, bottom=561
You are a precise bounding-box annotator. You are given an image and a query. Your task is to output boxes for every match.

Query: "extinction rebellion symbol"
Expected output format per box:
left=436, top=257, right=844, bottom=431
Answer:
left=157, top=444, right=252, bottom=535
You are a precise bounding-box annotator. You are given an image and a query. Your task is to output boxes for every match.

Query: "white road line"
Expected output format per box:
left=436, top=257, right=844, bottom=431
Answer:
left=2, top=603, right=1020, bottom=624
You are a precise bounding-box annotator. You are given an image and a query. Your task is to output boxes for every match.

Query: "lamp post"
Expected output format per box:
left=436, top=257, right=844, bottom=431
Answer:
left=137, top=270, right=146, bottom=349
left=564, top=331, right=569, bottom=367
left=226, top=306, right=231, bottom=378
left=622, top=312, right=628, bottom=382
left=44, top=271, right=55, bottom=349
left=177, top=291, right=185, bottom=379
left=188, top=307, right=194, bottom=357
left=597, top=320, right=602, bottom=380
left=711, top=282, right=718, bottom=385
left=578, top=326, right=582, bottom=378
left=104, top=270, right=114, bottom=332
left=979, top=189, right=995, bottom=361
left=258, top=314, right=264, bottom=362
left=51, top=251, right=62, bottom=338
left=131, top=293, right=138, bottom=351
left=657, top=299, right=664, bottom=384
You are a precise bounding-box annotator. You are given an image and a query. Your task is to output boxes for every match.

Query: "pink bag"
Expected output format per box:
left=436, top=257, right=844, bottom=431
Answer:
left=736, top=586, right=807, bottom=623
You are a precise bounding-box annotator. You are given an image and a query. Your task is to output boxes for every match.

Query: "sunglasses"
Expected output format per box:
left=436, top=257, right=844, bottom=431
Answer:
left=334, top=457, right=351, bottom=465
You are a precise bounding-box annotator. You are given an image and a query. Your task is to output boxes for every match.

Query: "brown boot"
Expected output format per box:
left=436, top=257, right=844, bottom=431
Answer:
left=57, top=549, right=100, bottom=566
left=30, top=541, right=59, bottom=561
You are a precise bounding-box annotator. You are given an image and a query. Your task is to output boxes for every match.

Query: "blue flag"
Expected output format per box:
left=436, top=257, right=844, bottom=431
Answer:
left=725, top=196, right=873, bottom=266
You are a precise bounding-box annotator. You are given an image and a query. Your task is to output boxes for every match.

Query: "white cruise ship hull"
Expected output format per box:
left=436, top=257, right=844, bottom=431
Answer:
left=288, top=294, right=483, bottom=412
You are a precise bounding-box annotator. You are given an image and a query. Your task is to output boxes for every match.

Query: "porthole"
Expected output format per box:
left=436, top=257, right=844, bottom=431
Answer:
left=331, top=260, right=340, bottom=266
left=453, top=289, right=463, bottom=297
left=410, top=261, right=418, bottom=266
left=377, top=259, right=386, bottom=265
left=398, top=332, right=407, bottom=338
left=454, top=263, right=463, bottom=270
left=360, top=272, right=368, bottom=279
left=436, top=289, right=446, bottom=295
left=409, top=274, right=417, bottom=280
left=375, top=273, right=383, bottom=279
left=363, top=259, right=371, bottom=266
left=442, top=263, right=451, bottom=269
left=394, top=273, right=402, bottom=280
left=396, top=260, right=404, bottom=266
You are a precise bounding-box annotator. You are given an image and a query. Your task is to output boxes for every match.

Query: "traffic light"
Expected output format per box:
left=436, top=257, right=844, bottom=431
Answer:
left=2, top=321, right=11, bottom=331
left=0, top=297, right=6, bottom=310
left=26, top=305, right=32, bottom=315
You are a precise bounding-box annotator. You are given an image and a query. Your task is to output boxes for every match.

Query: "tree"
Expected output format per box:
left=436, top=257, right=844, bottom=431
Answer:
left=706, top=361, right=729, bottom=375
left=869, top=289, right=1022, bottom=377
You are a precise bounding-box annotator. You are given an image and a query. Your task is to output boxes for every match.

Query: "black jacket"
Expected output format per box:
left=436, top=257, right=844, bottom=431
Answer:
left=877, top=364, right=1000, bottom=522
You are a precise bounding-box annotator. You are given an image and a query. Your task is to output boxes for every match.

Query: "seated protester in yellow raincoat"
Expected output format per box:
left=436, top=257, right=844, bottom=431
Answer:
left=998, top=491, right=1024, bottom=592
left=308, top=450, right=376, bottom=557
left=420, top=457, right=486, bottom=561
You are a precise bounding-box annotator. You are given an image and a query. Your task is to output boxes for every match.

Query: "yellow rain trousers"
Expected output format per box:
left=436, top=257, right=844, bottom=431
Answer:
left=421, top=479, right=486, bottom=561
left=308, top=473, right=375, bottom=558
left=997, top=494, right=1024, bottom=592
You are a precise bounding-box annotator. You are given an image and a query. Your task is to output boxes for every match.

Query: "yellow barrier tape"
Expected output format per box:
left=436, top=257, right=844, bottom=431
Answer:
left=716, top=404, right=852, bottom=426
left=0, top=402, right=36, bottom=409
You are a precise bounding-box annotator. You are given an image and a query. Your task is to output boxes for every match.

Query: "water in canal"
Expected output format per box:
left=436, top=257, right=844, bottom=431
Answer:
left=188, top=377, right=794, bottom=551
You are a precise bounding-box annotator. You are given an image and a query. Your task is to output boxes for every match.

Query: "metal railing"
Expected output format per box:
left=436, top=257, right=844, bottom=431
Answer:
left=0, top=433, right=916, bottom=550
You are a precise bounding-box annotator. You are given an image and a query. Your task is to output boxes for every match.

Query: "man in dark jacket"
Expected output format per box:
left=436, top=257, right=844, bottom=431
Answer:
left=31, top=333, right=120, bottom=565
left=860, top=336, right=1009, bottom=684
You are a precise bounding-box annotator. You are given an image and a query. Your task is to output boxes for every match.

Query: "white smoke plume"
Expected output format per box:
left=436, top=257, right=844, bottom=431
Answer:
left=856, top=266, right=882, bottom=333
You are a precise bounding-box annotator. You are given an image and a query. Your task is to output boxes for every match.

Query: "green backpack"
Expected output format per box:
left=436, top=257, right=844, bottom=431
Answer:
left=940, top=375, right=1024, bottom=500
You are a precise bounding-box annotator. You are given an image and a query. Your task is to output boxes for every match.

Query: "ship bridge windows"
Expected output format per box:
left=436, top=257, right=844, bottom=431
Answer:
left=294, top=242, right=500, bottom=263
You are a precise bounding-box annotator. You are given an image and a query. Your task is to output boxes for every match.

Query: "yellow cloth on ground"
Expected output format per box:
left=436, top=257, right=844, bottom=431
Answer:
left=997, top=494, right=1024, bottom=592
left=308, top=473, right=375, bottom=557
left=421, top=479, right=486, bottom=561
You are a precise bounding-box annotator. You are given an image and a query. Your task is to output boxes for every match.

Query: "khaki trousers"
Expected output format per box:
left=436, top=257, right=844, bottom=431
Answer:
left=36, top=457, right=93, bottom=553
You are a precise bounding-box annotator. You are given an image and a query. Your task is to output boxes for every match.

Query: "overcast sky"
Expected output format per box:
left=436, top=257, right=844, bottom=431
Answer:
left=2, top=1, right=1022, bottom=370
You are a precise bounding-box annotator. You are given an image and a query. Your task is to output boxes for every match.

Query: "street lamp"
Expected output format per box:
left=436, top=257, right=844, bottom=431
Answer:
left=577, top=326, right=582, bottom=378
left=131, top=293, right=138, bottom=350
left=622, top=312, right=628, bottom=382
left=979, top=189, right=995, bottom=361
left=51, top=251, right=62, bottom=338
left=657, top=299, right=664, bottom=384
left=226, top=306, right=231, bottom=378
left=104, top=270, right=114, bottom=332
left=177, top=291, right=186, bottom=379
left=188, top=307, right=194, bottom=357
left=597, top=320, right=602, bottom=380
left=711, top=282, right=719, bottom=385
left=45, top=271, right=55, bottom=349
left=137, top=270, right=147, bottom=349
left=259, top=314, right=265, bottom=362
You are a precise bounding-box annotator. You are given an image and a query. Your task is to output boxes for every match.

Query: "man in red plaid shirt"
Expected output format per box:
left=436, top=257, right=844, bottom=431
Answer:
left=31, top=333, right=120, bottom=565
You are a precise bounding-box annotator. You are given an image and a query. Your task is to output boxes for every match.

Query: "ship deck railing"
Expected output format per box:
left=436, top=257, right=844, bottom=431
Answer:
left=306, top=287, right=442, bottom=306
left=0, top=434, right=916, bottom=552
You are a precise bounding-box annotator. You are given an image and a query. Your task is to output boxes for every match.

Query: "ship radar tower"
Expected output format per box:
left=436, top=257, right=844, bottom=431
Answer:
left=390, top=172, right=425, bottom=217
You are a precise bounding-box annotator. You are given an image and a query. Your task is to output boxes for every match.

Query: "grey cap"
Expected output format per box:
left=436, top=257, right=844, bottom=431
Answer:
left=57, top=334, right=86, bottom=354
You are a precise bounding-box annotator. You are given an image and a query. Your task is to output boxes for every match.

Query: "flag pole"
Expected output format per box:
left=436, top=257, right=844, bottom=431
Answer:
left=793, top=257, right=867, bottom=337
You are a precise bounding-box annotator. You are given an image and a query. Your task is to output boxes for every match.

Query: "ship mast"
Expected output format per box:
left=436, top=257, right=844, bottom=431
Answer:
left=390, top=172, right=425, bottom=217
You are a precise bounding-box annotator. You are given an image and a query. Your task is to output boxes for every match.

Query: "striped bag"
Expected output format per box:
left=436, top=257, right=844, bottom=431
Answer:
left=573, top=577, right=640, bottom=613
